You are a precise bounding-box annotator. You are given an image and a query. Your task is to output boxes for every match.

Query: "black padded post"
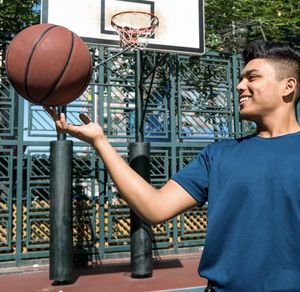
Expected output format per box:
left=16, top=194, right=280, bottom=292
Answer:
left=49, top=140, right=73, bottom=283
left=129, top=142, right=153, bottom=278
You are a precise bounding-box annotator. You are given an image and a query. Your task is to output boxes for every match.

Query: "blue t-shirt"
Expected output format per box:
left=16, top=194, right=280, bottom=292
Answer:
left=172, top=132, right=300, bottom=292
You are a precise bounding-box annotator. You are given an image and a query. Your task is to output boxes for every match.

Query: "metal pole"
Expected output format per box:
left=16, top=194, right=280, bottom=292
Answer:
left=135, top=49, right=143, bottom=143
left=129, top=49, right=153, bottom=278
left=49, top=106, right=74, bottom=283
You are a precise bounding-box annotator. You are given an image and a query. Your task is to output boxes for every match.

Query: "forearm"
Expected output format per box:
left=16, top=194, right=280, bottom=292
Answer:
left=93, top=137, right=161, bottom=225
left=44, top=108, right=197, bottom=223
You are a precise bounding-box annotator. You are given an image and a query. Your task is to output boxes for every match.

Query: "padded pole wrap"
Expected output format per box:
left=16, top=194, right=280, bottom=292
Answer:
left=129, top=142, right=153, bottom=278
left=49, top=140, right=73, bottom=282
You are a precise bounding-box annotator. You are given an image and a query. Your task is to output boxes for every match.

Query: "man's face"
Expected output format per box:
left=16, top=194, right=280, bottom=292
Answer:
left=237, top=58, right=286, bottom=122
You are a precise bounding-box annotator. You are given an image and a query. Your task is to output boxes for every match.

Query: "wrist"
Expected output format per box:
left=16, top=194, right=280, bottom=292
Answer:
left=92, top=135, right=108, bottom=151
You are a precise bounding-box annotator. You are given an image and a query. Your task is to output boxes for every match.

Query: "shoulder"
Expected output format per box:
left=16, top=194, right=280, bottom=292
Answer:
left=204, top=134, right=256, bottom=156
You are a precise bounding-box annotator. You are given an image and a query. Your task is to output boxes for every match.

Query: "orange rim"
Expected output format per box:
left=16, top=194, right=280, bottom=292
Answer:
left=111, top=11, right=159, bottom=34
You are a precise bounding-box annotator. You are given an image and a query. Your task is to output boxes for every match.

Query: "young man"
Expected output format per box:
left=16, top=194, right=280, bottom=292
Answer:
left=45, top=40, right=300, bottom=291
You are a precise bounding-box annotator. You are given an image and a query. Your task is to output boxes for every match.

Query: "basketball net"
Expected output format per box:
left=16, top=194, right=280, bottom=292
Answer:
left=111, top=11, right=159, bottom=50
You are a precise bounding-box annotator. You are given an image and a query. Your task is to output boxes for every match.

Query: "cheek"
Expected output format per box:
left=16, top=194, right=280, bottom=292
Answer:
left=254, top=82, right=279, bottom=100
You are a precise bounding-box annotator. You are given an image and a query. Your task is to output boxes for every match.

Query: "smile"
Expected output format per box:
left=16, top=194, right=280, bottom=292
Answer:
left=239, top=96, right=251, bottom=104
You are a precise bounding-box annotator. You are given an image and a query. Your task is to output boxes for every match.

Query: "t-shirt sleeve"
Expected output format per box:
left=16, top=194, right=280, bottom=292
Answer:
left=171, top=147, right=210, bottom=205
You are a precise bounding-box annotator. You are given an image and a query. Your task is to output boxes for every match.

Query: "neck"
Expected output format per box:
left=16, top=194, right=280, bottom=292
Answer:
left=253, top=110, right=300, bottom=138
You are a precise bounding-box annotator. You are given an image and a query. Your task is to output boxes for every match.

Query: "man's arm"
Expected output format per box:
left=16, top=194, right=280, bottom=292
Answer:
left=45, top=107, right=198, bottom=225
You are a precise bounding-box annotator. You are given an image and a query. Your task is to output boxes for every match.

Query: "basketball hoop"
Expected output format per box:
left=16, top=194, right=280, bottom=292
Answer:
left=111, top=11, right=159, bottom=50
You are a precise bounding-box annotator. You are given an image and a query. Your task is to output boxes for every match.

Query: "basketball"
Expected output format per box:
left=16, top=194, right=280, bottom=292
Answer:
left=5, top=23, right=92, bottom=106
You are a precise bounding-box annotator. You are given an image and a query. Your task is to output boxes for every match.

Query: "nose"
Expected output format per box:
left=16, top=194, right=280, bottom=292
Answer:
left=236, top=78, right=247, bottom=94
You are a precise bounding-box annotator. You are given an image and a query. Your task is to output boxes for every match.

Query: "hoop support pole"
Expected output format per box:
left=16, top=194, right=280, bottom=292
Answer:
left=49, top=106, right=74, bottom=284
left=129, top=49, right=153, bottom=278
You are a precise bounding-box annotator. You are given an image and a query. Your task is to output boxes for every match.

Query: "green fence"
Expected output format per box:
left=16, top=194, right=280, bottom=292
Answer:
left=0, top=43, right=252, bottom=266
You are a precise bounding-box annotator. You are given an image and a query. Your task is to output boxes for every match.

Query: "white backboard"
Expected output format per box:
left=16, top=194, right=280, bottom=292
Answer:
left=41, top=0, right=205, bottom=55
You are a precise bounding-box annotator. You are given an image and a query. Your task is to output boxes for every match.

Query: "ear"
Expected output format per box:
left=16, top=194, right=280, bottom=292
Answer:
left=282, top=77, right=297, bottom=98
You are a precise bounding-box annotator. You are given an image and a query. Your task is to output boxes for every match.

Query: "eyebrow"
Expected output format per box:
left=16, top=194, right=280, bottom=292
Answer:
left=239, top=69, right=260, bottom=82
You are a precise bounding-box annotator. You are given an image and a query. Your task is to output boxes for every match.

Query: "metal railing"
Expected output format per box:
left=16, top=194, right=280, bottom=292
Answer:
left=0, top=43, right=252, bottom=266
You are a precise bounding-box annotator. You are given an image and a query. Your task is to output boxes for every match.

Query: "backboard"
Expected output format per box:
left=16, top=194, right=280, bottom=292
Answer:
left=41, top=0, right=205, bottom=55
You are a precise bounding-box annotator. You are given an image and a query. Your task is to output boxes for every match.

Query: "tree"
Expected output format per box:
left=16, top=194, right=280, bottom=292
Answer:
left=205, top=0, right=300, bottom=52
left=0, top=0, right=40, bottom=35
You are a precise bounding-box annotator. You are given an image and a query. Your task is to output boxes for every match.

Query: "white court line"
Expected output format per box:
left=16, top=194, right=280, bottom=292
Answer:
left=149, top=286, right=207, bottom=292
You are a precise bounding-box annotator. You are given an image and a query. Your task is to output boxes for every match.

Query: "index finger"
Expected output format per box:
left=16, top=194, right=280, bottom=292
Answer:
left=43, top=106, right=60, bottom=121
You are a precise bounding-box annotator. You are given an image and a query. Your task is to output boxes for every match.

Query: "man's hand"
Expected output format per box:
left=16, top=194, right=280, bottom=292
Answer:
left=44, top=106, right=105, bottom=147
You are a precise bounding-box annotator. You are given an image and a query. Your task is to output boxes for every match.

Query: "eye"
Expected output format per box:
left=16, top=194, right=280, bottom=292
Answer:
left=248, top=75, right=258, bottom=81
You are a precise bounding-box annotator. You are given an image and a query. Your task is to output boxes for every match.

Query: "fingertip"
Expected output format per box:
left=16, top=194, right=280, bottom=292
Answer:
left=43, top=105, right=50, bottom=112
left=43, top=106, right=55, bottom=119
left=79, top=113, right=91, bottom=125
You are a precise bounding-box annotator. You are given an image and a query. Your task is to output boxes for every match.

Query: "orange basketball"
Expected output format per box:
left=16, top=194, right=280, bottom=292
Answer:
left=5, top=23, right=92, bottom=106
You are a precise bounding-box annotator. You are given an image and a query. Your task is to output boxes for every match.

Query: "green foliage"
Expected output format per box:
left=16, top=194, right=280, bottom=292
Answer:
left=2, top=0, right=300, bottom=53
left=0, top=0, right=40, bottom=35
left=205, top=0, right=300, bottom=52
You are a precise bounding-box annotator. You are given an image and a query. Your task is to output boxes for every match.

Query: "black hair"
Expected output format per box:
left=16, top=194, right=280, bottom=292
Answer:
left=242, top=40, right=300, bottom=65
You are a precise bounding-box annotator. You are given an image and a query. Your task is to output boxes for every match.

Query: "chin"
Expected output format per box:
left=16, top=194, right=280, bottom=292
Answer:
left=239, top=112, right=258, bottom=122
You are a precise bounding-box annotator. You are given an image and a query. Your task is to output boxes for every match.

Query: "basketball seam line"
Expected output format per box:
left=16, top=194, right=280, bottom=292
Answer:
left=39, top=31, right=75, bottom=104
left=57, top=58, right=92, bottom=106
left=24, top=24, right=58, bottom=103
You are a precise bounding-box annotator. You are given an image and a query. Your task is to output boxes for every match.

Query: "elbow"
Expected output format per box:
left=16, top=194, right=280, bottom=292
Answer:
left=146, top=217, right=162, bottom=226
left=135, top=212, right=165, bottom=226
left=144, top=212, right=169, bottom=226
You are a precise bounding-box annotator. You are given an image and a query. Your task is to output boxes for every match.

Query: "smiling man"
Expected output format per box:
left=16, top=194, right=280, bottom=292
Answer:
left=45, top=40, right=300, bottom=291
left=238, top=41, right=300, bottom=135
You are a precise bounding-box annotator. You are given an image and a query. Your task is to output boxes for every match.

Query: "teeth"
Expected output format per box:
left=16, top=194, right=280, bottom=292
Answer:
left=239, top=97, right=250, bottom=103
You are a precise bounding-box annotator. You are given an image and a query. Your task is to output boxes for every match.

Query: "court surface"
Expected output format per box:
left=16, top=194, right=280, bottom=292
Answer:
left=0, top=252, right=208, bottom=292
